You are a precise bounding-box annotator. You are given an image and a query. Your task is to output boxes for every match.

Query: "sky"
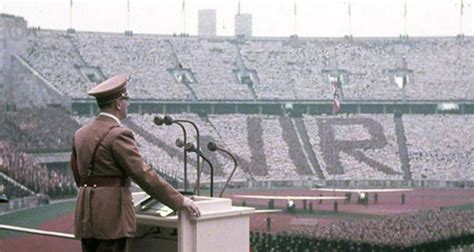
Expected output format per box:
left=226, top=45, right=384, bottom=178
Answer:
left=0, top=0, right=472, bottom=37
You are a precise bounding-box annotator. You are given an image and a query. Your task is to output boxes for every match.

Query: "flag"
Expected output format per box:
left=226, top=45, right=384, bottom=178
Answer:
left=238, top=0, right=241, bottom=15
left=333, top=91, right=340, bottom=113
left=70, top=0, right=73, bottom=8
left=331, top=80, right=340, bottom=113
left=182, top=0, right=185, bottom=13
left=348, top=3, right=351, bottom=17
left=461, top=0, right=464, bottom=16
left=127, top=0, right=130, bottom=13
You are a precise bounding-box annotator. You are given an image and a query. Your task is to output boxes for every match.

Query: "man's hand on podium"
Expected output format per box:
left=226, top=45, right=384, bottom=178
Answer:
left=182, top=197, right=201, bottom=218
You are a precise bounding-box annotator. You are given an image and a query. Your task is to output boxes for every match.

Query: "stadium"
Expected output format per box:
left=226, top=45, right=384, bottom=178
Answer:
left=0, top=0, right=473, bottom=251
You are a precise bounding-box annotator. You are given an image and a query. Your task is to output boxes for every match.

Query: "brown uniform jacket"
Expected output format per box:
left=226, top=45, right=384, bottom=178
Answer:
left=70, top=115, right=184, bottom=239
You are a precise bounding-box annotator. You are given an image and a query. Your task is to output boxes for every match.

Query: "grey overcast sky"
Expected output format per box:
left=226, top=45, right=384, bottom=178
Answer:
left=0, top=0, right=472, bottom=37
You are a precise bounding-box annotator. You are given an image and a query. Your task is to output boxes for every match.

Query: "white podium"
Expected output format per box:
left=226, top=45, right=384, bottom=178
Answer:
left=130, top=193, right=255, bottom=252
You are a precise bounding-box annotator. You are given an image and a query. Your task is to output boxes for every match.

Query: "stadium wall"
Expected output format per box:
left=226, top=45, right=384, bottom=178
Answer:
left=72, top=99, right=474, bottom=116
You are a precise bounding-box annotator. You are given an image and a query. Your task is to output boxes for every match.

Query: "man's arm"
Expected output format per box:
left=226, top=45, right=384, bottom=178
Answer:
left=112, top=128, right=185, bottom=210
left=70, top=137, right=80, bottom=187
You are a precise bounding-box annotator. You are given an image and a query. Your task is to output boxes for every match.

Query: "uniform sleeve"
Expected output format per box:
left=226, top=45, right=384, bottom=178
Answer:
left=112, top=129, right=184, bottom=210
left=70, top=137, right=81, bottom=187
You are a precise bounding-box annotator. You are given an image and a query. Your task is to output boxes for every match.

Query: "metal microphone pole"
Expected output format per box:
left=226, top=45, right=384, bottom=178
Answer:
left=208, top=142, right=238, bottom=198
left=155, top=116, right=189, bottom=192
left=185, top=143, right=214, bottom=197
left=166, top=116, right=202, bottom=195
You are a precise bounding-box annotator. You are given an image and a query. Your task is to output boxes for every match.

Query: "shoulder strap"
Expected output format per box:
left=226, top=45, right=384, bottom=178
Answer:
left=88, top=125, right=119, bottom=176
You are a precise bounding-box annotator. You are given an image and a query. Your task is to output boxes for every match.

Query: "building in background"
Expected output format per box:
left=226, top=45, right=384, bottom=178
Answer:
left=235, top=13, right=252, bottom=37
left=198, top=9, right=216, bottom=37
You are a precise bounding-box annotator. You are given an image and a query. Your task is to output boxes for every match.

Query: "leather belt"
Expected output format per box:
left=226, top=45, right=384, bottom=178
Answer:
left=80, top=176, right=130, bottom=188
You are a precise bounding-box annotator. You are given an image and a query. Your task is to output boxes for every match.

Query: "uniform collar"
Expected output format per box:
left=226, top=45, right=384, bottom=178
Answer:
left=98, top=112, right=121, bottom=125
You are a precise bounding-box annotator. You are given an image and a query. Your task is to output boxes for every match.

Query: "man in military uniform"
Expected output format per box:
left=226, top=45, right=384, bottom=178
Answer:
left=71, top=74, right=200, bottom=252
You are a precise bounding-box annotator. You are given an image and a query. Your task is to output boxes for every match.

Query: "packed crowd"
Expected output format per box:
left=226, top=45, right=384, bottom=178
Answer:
left=240, top=40, right=332, bottom=100
left=0, top=107, right=79, bottom=199
left=72, top=113, right=474, bottom=183
left=172, top=38, right=253, bottom=100
left=1, top=106, right=79, bottom=153
left=121, top=113, right=251, bottom=182
left=3, top=111, right=469, bottom=200
left=251, top=208, right=474, bottom=251
left=25, top=31, right=92, bottom=97
left=303, top=114, right=405, bottom=180
left=404, top=38, right=474, bottom=100
left=404, top=114, right=474, bottom=181
left=212, top=114, right=316, bottom=179
left=0, top=141, right=76, bottom=198
left=22, top=30, right=474, bottom=101
left=74, top=33, right=194, bottom=100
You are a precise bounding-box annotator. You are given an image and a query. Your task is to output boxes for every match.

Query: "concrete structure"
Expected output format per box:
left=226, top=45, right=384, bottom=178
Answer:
left=235, top=14, right=252, bottom=37
left=198, top=9, right=216, bottom=37
left=0, top=14, right=70, bottom=109
left=0, top=14, right=28, bottom=108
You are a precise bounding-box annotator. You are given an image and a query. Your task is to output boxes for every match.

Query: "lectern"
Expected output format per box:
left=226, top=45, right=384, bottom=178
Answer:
left=130, top=193, right=255, bottom=252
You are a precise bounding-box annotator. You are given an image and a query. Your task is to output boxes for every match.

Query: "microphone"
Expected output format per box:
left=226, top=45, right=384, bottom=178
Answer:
left=185, top=142, right=201, bottom=154
left=163, top=115, right=173, bottom=125
left=154, top=116, right=164, bottom=126
left=185, top=143, right=214, bottom=197
left=207, top=142, right=238, bottom=198
left=207, top=142, right=217, bottom=152
left=176, top=138, right=185, bottom=148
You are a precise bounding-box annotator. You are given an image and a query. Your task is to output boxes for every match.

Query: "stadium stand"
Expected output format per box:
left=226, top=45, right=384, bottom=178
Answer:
left=25, top=31, right=91, bottom=98
left=404, top=114, right=474, bottom=181
left=20, top=31, right=474, bottom=101
left=123, top=113, right=249, bottom=182
left=0, top=140, right=76, bottom=198
left=1, top=106, right=79, bottom=153
left=71, top=113, right=473, bottom=183
left=172, top=38, right=254, bottom=100
left=0, top=106, right=79, bottom=200
left=0, top=141, right=48, bottom=194
left=74, top=32, right=195, bottom=100
left=303, top=114, right=405, bottom=180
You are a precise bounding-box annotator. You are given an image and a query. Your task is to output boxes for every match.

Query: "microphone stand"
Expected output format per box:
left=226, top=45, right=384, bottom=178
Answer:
left=185, top=143, right=214, bottom=197
left=169, top=117, right=202, bottom=195
left=155, top=116, right=189, bottom=193
left=208, top=142, right=238, bottom=198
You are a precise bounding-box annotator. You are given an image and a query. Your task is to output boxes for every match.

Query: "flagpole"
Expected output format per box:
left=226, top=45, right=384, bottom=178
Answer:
left=69, top=0, right=73, bottom=30
left=182, top=0, right=186, bottom=34
left=404, top=1, right=407, bottom=36
left=348, top=2, right=351, bottom=37
left=331, top=80, right=340, bottom=197
left=294, top=1, right=297, bottom=36
left=127, top=0, right=130, bottom=31
left=238, top=0, right=241, bottom=15
left=459, top=0, right=463, bottom=35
